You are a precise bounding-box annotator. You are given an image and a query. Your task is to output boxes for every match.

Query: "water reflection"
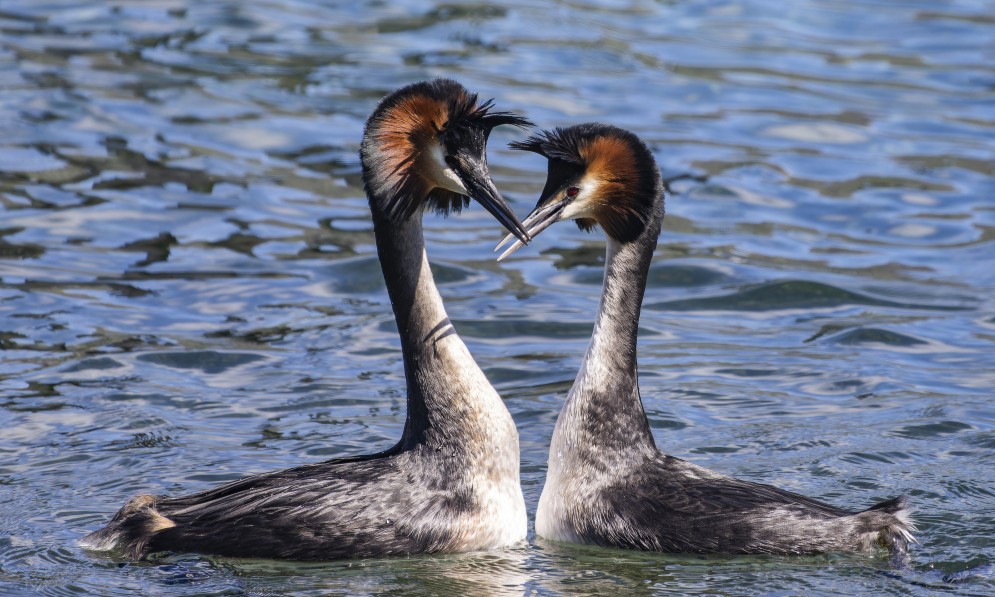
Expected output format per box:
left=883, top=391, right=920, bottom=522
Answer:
left=218, top=549, right=533, bottom=596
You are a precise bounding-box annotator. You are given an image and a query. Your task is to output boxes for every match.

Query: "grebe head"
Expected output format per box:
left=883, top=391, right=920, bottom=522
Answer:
left=497, top=123, right=661, bottom=259
left=361, top=79, right=533, bottom=243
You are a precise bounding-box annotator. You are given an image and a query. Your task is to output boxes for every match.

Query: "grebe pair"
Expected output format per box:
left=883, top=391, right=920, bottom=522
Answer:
left=82, top=81, right=913, bottom=562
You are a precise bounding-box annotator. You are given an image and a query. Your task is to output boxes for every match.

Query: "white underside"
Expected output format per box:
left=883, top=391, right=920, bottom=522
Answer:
left=412, top=290, right=527, bottom=551
left=535, top=481, right=578, bottom=543
left=470, top=479, right=528, bottom=549
left=427, top=144, right=469, bottom=194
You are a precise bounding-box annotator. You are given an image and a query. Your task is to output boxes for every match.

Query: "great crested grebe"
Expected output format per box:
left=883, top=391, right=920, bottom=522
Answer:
left=82, top=79, right=532, bottom=561
left=497, top=123, right=915, bottom=559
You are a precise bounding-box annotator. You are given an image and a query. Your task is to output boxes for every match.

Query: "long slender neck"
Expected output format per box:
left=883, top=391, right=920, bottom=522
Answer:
left=371, top=208, right=511, bottom=451
left=553, top=213, right=661, bottom=459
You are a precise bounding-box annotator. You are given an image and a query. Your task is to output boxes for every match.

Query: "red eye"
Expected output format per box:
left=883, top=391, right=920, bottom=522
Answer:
left=566, top=187, right=580, bottom=197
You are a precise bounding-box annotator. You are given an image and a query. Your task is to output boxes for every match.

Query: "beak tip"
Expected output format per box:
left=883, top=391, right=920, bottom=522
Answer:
left=461, top=170, right=533, bottom=251
left=494, top=232, right=520, bottom=252
left=496, top=239, right=527, bottom=262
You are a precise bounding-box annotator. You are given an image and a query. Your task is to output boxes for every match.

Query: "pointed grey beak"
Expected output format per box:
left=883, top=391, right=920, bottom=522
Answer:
left=494, top=199, right=568, bottom=261
left=454, top=158, right=531, bottom=245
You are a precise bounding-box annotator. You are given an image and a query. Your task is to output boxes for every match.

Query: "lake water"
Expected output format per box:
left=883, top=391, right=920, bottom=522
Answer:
left=1, top=1, right=993, bottom=595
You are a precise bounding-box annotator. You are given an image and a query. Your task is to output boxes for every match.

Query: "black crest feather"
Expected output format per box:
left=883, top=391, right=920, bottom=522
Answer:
left=509, top=127, right=586, bottom=164
left=511, top=123, right=665, bottom=243
left=360, top=79, right=531, bottom=223
left=445, top=95, right=533, bottom=133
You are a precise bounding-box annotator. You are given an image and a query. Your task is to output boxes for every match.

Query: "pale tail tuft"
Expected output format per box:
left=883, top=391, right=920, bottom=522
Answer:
left=862, top=495, right=915, bottom=567
left=79, top=494, right=174, bottom=560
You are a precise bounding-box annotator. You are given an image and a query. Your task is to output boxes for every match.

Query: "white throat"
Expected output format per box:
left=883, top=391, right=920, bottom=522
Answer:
left=427, top=144, right=469, bottom=195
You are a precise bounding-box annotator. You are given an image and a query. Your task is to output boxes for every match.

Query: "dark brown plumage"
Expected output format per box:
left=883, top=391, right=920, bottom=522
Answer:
left=507, top=123, right=915, bottom=562
left=80, top=80, right=531, bottom=561
left=363, top=79, right=532, bottom=222
left=510, top=123, right=658, bottom=242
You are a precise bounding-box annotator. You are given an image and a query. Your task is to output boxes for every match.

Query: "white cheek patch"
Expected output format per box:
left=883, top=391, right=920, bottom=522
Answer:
left=561, top=201, right=593, bottom=220
left=561, top=175, right=601, bottom=220
left=427, top=144, right=469, bottom=194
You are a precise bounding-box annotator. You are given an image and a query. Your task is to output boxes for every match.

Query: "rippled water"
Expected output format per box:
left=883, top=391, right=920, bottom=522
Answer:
left=1, top=0, right=993, bottom=595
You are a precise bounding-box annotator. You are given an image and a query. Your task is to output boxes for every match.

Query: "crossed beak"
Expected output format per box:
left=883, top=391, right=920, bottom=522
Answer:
left=493, top=197, right=569, bottom=261
left=450, top=154, right=531, bottom=245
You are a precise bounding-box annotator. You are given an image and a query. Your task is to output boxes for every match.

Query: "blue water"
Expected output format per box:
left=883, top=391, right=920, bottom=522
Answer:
left=1, top=1, right=993, bottom=594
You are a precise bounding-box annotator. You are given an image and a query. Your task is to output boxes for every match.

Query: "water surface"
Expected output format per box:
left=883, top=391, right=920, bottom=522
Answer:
left=1, top=0, right=993, bottom=595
